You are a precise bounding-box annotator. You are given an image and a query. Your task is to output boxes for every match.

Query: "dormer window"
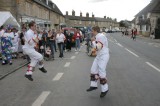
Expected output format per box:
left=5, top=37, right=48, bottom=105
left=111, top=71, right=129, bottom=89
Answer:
left=53, top=3, right=55, bottom=8
left=147, top=13, right=151, bottom=19
left=46, top=0, right=48, bottom=5
left=142, top=15, right=144, bottom=19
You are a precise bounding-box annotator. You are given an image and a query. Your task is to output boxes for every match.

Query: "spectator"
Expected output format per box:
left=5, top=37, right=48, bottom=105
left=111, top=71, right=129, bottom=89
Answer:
left=1, top=27, right=13, bottom=65
left=74, top=29, right=81, bottom=51
left=56, top=29, right=65, bottom=58
left=66, top=30, right=72, bottom=51
left=47, top=30, right=55, bottom=59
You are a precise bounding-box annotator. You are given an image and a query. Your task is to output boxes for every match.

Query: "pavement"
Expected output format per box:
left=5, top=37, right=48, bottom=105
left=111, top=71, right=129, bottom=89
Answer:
left=0, top=56, right=28, bottom=80
left=137, top=35, right=160, bottom=43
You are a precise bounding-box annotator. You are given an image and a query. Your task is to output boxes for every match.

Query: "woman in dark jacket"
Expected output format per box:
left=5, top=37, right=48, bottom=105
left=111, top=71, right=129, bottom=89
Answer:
left=66, top=31, right=72, bottom=51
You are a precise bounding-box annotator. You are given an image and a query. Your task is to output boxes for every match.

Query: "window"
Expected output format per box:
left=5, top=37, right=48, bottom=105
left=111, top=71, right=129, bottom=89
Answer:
left=53, top=4, right=55, bottom=8
left=38, top=7, right=40, bottom=17
left=142, top=15, right=145, bottom=19
left=147, top=13, right=151, bottom=19
left=46, top=0, right=48, bottom=5
left=79, top=20, right=82, bottom=24
left=46, top=11, right=49, bottom=19
left=74, top=20, right=77, bottom=24
left=146, top=25, right=150, bottom=31
left=26, top=2, right=31, bottom=15
left=140, top=25, right=142, bottom=30
left=93, top=21, right=95, bottom=25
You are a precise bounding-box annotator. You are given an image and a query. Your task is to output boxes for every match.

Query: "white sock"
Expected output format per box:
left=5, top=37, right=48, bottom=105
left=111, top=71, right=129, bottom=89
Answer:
left=101, top=83, right=108, bottom=92
left=26, top=71, right=33, bottom=75
left=90, top=81, right=98, bottom=87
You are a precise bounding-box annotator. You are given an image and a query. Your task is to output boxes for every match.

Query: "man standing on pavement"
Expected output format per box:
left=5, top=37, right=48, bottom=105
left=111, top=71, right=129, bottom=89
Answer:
left=86, top=26, right=110, bottom=98
left=23, top=21, right=47, bottom=81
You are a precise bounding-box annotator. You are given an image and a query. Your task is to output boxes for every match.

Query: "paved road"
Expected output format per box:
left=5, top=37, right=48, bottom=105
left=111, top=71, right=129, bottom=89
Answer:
left=0, top=33, right=160, bottom=106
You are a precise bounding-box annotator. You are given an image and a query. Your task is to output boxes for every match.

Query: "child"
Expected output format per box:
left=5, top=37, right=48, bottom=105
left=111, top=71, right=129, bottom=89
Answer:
left=44, top=46, right=51, bottom=60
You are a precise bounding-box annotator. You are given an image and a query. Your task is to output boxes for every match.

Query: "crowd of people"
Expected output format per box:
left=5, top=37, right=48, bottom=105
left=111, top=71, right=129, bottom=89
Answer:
left=0, top=23, right=84, bottom=66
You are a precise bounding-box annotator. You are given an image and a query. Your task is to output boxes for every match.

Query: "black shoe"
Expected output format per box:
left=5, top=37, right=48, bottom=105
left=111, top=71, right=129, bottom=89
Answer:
left=25, top=74, right=33, bottom=81
left=2, top=62, right=6, bottom=65
left=9, top=62, right=12, bottom=65
left=86, top=87, right=98, bottom=92
left=100, top=90, right=109, bottom=98
left=39, top=67, right=47, bottom=73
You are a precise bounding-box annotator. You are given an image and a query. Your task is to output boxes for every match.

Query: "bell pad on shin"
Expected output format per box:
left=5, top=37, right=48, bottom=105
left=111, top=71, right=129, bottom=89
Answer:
left=90, top=74, right=99, bottom=81
left=100, top=78, right=107, bottom=85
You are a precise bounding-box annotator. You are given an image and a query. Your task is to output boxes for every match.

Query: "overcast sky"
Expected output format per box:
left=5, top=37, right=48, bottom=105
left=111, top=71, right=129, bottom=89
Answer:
left=51, top=0, right=151, bottom=22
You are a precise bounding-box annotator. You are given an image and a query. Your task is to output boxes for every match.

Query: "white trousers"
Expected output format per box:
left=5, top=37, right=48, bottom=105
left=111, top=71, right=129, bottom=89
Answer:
left=90, top=54, right=109, bottom=92
left=23, top=48, right=43, bottom=68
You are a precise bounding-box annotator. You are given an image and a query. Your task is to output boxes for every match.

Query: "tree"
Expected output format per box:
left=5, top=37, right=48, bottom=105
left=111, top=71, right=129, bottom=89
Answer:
left=119, top=21, right=125, bottom=27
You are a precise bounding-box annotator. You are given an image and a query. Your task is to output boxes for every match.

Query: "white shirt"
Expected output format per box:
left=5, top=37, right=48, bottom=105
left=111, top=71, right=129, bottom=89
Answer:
left=23, top=29, right=36, bottom=49
left=56, top=33, right=65, bottom=43
left=93, top=33, right=109, bottom=55
left=11, top=32, right=19, bottom=44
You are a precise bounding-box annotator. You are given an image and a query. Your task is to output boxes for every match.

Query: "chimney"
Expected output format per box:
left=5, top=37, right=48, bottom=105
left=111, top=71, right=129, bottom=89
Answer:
left=92, top=14, right=94, bottom=18
left=66, top=11, right=68, bottom=16
left=72, top=10, right=75, bottom=16
left=86, top=12, right=89, bottom=17
left=104, top=16, right=106, bottom=19
left=80, top=12, right=82, bottom=17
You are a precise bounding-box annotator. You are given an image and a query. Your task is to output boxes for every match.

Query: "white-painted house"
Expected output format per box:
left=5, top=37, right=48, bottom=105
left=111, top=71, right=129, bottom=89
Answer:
left=134, top=0, right=160, bottom=39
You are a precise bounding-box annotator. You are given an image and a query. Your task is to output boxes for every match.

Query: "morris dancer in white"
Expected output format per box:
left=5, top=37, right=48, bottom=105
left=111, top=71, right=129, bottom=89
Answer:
left=23, top=21, right=47, bottom=81
left=86, top=26, right=110, bottom=98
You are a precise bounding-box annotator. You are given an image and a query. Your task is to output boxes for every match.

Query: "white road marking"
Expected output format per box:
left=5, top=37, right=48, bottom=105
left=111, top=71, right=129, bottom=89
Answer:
left=52, top=73, right=64, bottom=81
left=125, top=48, right=139, bottom=57
left=75, top=52, right=79, bottom=54
left=116, top=43, right=123, bottom=47
left=71, top=56, right=76, bottom=59
left=64, top=62, right=70, bottom=67
left=146, top=62, right=160, bottom=72
left=148, top=43, right=154, bottom=45
left=114, top=39, right=117, bottom=42
left=54, top=58, right=70, bottom=60
left=108, top=39, right=114, bottom=43
left=154, top=45, right=159, bottom=47
left=32, top=91, right=50, bottom=106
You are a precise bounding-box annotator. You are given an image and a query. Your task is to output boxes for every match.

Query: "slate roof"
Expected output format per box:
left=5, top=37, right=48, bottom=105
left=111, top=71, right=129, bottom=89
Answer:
left=94, top=17, right=112, bottom=22
left=135, top=0, right=160, bottom=17
left=33, top=0, right=64, bottom=16
left=65, top=15, right=114, bottom=22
